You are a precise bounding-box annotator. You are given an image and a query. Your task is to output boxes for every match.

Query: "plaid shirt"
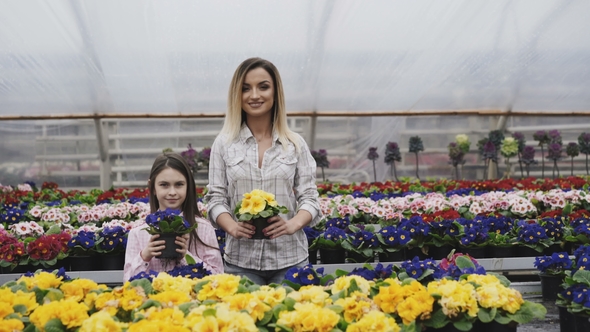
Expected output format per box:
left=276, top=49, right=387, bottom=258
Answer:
left=123, top=217, right=224, bottom=281
left=205, top=124, right=321, bottom=270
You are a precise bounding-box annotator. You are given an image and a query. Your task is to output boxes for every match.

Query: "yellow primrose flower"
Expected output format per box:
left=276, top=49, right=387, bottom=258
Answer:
left=249, top=196, right=266, bottom=215
left=334, top=291, right=374, bottom=323
left=115, top=285, right=146, bottom=311
left=331, top=275, right=372, bottom=295
left=142, top=307, right=187, bottom=326
left=261, top=192, right=278, bottom=207
left=224, top=293, right=271, bottom=322
left=0, top=302, right=13, bottom=320
left=94, top=291, right=117, bottom=311
left=0, top=318, right=24, bottom=332
left=239, top=198, right=253, bottom=215
left=251, top=285, right=286, bottom=307
left=60, top=278, right=102, bottom=302
left=277, top=302, right=341, bottom=332
left=18, top=271, right=63, bottom=290
left=287, top=285, right=332, bottom=306
left=427, top=279, right=479, bottom=318
left=29, top=298, right=89, bottom=331
left=249, top=189, right=265, bottom=198
left=149, top=290, right=191, bottom=307
left=128, top=319, right=190, bottom=332
left=12, top=290, right=39, bottom=315
left=184, top=303, right=258, bottom=332
left=152, top=273, right=197, bottom=294
left=79, top=310, right=127, bottom=332
left=196, top=274, right=241, bottom=301
left=346, top=310, right=401, bottom=332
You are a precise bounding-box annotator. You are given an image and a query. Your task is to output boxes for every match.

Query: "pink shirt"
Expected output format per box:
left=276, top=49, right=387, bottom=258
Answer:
left=123, top=217, right=224, bottom=281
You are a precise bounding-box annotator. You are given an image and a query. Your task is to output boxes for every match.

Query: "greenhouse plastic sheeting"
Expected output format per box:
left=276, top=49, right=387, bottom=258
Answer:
left=0, top=1, right=589, bottom=188
left=1, top=0, right=589, bottom=116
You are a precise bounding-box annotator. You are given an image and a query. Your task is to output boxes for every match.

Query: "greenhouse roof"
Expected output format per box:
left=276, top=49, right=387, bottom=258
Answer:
left=1, top=0, right=589, bottom=119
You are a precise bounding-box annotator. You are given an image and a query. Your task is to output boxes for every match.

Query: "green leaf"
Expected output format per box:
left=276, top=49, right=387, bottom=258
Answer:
left=12, top=304, right=28, bottom=315
left=130, top=278, right=154, bottom=295
left=185, top=254, right=196, bottom=265
left=477, top=307, right=496, bottom=323
left=272, top=304, right=288, bottom=321
left=178, top=302, right=194, bottom=316
left=159, top=220, right=171, bottom=232
left=284, top=297, right=297, bottom=311
left=137, top=299, right=161, bottom=311
left=426, top=309, right=448, bottom=329
left=45, top=224, right=62, bottom=235
left=455, top=256, right=475, bottom=269
left=44, top=318, right=66, bottom=332
left=170, top=218, right=182, bottom=230
left=562, top=203, right=573, bottom=216
left=573, top=270, right=590, bottom=286
left=453, top=320, right=473, bottom=331
left=258, top=309, right=274, bottom=326
left=203, top=308, right=217, bottom=317
left=193, top=280, right=211, bottom=294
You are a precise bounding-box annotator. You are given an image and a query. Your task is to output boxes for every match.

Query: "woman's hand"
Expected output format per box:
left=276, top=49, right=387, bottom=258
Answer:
left=264, top=215, right=297, bottom=239
left=175, top=233, right=190, bottom=256
left=229, top=221, right=255, bottom=239
left=140, top=234, right=166, bottom=261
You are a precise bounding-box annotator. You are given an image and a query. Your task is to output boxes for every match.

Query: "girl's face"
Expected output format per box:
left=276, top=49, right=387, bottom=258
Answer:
left=241, top=67, right=275, bottom=118
left=153, top=167, right=187, bottom=211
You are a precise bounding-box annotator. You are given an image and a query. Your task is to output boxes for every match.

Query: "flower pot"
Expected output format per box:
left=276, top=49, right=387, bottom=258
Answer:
left=319, top=248, right=346, bottom=264
left=98, top=253, right=125, bottom=270
left=378, top=250, right=406, bottom=262
left=515, top=246, right=541, bottom=257
left=346, top=251, right=374, bottom=263
left=158, top=233, right=182, bottom=259
left=487, top=246, right=515, bottom=258
left=66, top=255, right=97, bottom=271
left=482, top=321, right=518, bottom=332
left=459, top=246, right=487, bottom=259
left=558, top=305, right=575, bottom=332
left=542, top=243, right=564, bottom=256
left=539, top=273, right=564, bottom=301
left=251, top=217, right=271, bottom=240
left=308, top=249, right=318, bottom=265
left=429, top=245, right=454, bottom=260
left=573, top=314, right=590, bottom=332
left=406, top=247, right=428, bottom=260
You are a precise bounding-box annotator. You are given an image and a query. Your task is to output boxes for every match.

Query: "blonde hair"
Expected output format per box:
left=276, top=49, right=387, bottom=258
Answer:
left=221, top=57, right=300, bottom=151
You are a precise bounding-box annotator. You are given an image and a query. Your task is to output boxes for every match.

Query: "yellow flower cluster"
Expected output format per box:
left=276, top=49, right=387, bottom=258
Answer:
left=277, top=302, right=341, bottom=332
left=238, top=189, right=278, bottom=216
left=427, top=278, right=479, bottom=318
left=467, top=274, right=524, bottom=314
left=0, top=269, right=535, bottom=332
left=373, top=278, right=434, bottom=325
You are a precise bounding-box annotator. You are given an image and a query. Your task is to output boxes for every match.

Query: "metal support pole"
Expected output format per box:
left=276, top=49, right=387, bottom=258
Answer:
left=94, top=118, right=111, bottom=189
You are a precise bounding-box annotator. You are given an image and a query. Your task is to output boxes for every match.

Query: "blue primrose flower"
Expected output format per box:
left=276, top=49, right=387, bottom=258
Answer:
left=323, top=227, right=347, bottom=242
left=129, top=270, right=159, bottom=282
left=351, top=230, right=378, bottom=248
left=401, top=257, right=438, bottom=279
left=68, top=231, right=96, bottom=249
left=303, top=227, right=320, bottom=242
left=24, top=267, right=71, bottom=281
left=325, top=217, right=350, bottom=230
left=284, top=264, right=323, bottom=286
left=167, top=262, right=212, bottom=279
left=518, top=223, right=548, bottom=243
left=574, top=245, right=590, bottom=261
left=349, top=263, right=394, bottom=281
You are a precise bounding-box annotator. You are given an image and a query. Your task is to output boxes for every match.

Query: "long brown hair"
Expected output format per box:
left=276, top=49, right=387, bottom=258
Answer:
left=148, top=152, right=213, bottom=253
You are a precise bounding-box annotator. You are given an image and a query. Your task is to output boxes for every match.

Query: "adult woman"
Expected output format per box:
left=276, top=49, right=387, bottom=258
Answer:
left=205, top=57, right=321, bottom=285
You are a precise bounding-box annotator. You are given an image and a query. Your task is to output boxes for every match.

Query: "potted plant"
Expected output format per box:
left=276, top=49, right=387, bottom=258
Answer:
left=143, top=208, right=198, bottom=265
left=534, top=252, right=572, bottom=301
left=556, top=269, right=590, bottom=332
left=308, top=226, right=348, bottom=264
left=66, top=230, right=99, bottom=271
left=341, top=224, right=380, bottom=263
left=234, top=189, right=289, bottom=240
left=376, top=225, right=411, bottom=262
left=95, top=225, right=128, bottom=270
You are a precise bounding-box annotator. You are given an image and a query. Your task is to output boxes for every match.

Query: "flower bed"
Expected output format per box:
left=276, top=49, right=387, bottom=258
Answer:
left=1, top=177, right=590, bottom=270
left=0, top=253, right=546, bottom=332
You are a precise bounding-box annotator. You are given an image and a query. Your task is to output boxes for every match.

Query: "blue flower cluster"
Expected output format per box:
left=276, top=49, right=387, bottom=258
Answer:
left=145, top=208, right=190, bottom=229
left=325, top=217, right=350, bottom=229
left=323, top=226, right=348, bottom=243
left=97, top=226, right=127, bottom=252
left=399, top=216, right=430, bottom=239
left=349, top=263, right=394, bottom=281
left=517, top=222, right=548, bottom=243
left=167, top=262, right=212, bottom=279
left=350, top=230, right=379, bottom=248
left=400, top=256, right=438, bottom=279
left=215, top=228, right=226, bottom=255
left=378, top=226, right=411, bottom=247
left=67, top=231, right=96, bottom=250
left=456, top=218, right=489, bottom=246
left=1, top=208, right=26, bottom=225
left=303, top=227, right=320, bottom=242
left=560, top=284, right=590, bottom=308
left=574, top=245, right=590, bottom=270
left=484, top=215, right=513, bottom=235
left=541, top=217, right=564, bottom=240
left=24, top=267, right=71, bottom=281
left=284, top=264, right=324, bottom=286
left=534, top=252, right=572, bottom=274
left=128, top=270, right=159, bottom=282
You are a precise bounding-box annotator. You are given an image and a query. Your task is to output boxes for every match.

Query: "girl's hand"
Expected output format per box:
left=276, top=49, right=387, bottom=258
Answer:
left=264, top=216, right=297, bottom=239
left=175, top=233, right=190, bottom=256
left=141, top=234, right=166, bottom=261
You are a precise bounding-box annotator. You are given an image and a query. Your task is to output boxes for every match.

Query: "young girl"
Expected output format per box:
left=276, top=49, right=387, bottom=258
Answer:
left=205, top=57, right=321, bottom=285
left=124, top=153, right=223, bottom=281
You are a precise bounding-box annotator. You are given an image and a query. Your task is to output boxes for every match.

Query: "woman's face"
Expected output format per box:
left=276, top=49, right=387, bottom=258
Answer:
left=241, top=67, right=275, bottom=118
left=153, top=167, right=187, bottom=211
